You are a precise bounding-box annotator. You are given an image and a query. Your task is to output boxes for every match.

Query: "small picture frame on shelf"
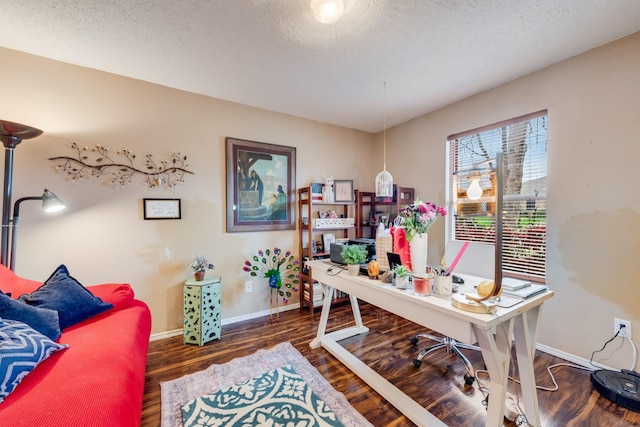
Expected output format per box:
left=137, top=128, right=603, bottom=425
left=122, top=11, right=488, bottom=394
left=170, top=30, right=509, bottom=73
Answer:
left=334, top=179, right=354, bottom=203
left=369, top=210, right=381, bottom=226
left=377, top=214, right=389, bottom=227
left=322, top=233, right=336, bottom=253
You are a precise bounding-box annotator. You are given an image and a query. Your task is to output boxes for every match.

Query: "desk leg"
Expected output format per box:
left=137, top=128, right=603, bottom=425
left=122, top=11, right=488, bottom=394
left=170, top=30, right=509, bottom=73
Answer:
left=474, top=319, right=514, bottom=427
left=513, top=306, right=543, bottom=427
left=349, top=293, right=364, bottom=329
left=311, top=284, right=370, bottom=350
left=310, top=284, right=334, bottom=349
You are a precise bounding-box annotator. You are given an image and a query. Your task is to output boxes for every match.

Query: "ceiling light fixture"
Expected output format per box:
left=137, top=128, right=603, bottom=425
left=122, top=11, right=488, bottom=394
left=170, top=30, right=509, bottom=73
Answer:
left=310, top=0, right=344, bottom=24
left=375, top=82, right=393, bottom=198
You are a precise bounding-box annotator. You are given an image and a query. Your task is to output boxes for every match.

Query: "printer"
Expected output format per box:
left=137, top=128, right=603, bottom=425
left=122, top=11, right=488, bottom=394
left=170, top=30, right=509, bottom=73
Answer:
left=329, top=238, right=376, bottom=265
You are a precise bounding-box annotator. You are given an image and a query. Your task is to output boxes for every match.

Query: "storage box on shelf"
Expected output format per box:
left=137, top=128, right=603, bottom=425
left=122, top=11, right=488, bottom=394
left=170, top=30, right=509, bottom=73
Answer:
left=298, top=186, right=356, bottom=319
left=355, top=186, right=415, bottom=239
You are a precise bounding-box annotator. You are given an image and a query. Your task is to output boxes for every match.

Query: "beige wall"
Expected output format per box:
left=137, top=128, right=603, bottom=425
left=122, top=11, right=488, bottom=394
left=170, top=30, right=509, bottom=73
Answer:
left=379, top=32, right=640, bottom=370
left=0, top=47, right=373, bottom=334
left=2, top=31, right=639, bottom=370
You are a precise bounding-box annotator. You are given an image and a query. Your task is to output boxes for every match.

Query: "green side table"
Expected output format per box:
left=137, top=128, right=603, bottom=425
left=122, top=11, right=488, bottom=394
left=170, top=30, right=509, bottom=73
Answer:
left=183, top=276, right=221, bottom=346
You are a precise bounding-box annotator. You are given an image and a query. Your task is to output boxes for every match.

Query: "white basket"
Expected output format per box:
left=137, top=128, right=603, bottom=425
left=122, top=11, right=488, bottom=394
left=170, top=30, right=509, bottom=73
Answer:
left=313, top=218, right=355, bottom=228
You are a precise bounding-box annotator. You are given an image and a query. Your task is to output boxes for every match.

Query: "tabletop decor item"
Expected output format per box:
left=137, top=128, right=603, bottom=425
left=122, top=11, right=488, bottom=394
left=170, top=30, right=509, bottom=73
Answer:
left=392, top=264, right=410, bottom=289
left=413, top=272, right=434, bottom=296
left=242, top=247, right=300, bottom=320
left=397, top=199, right=446, bottom=274
left=367, top=260, right=380, bottom=279
left=340, top=244, right=367, bottom=276
left=189, top=256, right=214, bottom=281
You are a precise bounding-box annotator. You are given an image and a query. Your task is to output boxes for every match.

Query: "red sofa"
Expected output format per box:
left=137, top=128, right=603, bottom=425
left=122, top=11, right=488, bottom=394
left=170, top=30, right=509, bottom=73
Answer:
left=0, top=265, right=152, bottom=427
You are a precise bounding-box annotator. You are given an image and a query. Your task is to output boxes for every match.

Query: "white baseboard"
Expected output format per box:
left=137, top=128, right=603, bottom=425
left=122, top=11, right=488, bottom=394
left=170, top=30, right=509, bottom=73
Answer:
left=536, top=343, right=612, bottom=370
left=149, top=303, right=301, bottom=342
left=151, top=306, right=608, bottom=373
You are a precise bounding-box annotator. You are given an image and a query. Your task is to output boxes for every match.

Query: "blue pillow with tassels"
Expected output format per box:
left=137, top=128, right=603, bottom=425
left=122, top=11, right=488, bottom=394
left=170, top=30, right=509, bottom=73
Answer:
left=18, top=264, right=113, bottom=330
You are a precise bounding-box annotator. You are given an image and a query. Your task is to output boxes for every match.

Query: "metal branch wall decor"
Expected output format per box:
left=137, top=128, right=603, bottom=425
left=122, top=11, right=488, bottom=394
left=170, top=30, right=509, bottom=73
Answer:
left=49, top=142, right=194, bottom=189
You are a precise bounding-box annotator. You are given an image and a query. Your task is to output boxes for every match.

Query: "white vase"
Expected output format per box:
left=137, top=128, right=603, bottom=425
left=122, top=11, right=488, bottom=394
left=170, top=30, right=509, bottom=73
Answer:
left=409, top=233, right=428, bottom=274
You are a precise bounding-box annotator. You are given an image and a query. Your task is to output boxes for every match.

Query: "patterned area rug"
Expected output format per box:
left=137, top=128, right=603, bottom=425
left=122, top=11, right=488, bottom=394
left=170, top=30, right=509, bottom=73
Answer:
left=160, top=341, right=372, bottom=427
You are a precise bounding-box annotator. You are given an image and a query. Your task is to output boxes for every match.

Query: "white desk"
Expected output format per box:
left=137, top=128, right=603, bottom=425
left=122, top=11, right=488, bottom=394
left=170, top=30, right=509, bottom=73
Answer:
left=307, top=260, right=554, bottom=427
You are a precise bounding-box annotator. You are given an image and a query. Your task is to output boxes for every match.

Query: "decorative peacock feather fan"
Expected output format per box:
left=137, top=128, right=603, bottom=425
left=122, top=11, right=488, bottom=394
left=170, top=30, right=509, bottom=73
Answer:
left=242, top=247, right=300, bottom=320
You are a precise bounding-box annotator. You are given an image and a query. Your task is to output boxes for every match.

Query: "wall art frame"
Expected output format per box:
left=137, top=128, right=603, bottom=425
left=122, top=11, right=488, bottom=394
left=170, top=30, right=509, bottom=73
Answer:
left=334, top=179, right=355, bottom=203
left=225, top=137, right=296, bottom=232
left=143, top=198, right=181, bottom=220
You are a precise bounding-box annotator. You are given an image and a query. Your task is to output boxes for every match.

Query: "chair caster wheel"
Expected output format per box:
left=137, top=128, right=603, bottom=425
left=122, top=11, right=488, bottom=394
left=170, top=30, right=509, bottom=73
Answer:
left=464, top=375, right=475, bottom=385
left=412, top=359, right=422, bottom=368
left=410, top=337, right=418, bottom=345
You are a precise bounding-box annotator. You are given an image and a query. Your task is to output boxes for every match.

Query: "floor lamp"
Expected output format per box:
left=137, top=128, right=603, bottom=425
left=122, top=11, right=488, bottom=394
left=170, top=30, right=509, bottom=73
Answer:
left=0, top=120, right=65, bottom=271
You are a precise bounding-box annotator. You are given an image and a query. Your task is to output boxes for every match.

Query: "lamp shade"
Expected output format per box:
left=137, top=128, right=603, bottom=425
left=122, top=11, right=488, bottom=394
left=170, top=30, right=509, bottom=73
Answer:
left=466, top=177, right=483, bottom=200
left=310, top=0, right=344, bottom=24
left=41, top=189, right=65, bottom=213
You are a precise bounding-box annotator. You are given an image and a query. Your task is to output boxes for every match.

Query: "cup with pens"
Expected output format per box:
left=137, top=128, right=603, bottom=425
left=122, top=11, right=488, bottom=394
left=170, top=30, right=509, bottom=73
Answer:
left=432, top=241, right=469, bottom=296
left=431, top=265, right=453, bottom=296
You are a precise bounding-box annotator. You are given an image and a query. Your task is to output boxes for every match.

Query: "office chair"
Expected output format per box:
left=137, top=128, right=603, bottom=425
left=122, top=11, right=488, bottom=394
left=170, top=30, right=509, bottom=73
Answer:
left=410, top=332, right=480, bottom=385
left=408, top=241, right=494, bottom=386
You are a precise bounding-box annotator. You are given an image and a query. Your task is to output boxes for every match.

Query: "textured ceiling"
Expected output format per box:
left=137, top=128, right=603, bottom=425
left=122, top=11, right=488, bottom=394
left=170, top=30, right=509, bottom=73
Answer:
left=0, top=0, right=639, bottom=132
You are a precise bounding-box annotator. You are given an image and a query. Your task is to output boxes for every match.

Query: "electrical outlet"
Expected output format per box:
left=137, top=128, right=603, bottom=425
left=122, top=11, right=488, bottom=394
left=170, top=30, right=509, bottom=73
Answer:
left=614, top=318, right=632, bottom=339
left=244, top=280, right=253, bottom=293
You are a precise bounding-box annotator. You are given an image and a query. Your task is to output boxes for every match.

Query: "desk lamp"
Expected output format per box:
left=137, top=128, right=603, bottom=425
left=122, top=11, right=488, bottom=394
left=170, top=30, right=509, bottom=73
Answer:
left=451, top=152, right=503, bottom=313
left=10, top=189, right=65, bottom=270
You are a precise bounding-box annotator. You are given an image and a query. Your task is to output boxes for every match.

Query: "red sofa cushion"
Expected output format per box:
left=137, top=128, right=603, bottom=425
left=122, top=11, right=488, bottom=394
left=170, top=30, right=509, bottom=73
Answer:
left=0, top=263, right=135, bottom=311
left=0, top=264, right=42, bottom=297
left=0, top=300, right=152, bottom=427
left=0, top=264, right=151, bottom=427
left=89, top=283, right=135, bottom=311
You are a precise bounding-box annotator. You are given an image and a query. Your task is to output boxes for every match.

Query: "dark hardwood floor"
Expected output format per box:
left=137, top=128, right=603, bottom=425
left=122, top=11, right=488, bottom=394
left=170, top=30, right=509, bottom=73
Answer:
left=143, top=302, right=640, bottom=426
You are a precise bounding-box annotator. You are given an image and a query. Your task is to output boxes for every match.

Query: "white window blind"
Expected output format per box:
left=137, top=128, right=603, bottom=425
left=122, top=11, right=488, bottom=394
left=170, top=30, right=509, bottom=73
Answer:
left=447, top=110, right=548, bottom=281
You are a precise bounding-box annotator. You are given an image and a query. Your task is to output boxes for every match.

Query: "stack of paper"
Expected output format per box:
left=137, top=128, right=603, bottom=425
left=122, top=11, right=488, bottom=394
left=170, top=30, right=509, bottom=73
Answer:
left=502, top=283, right=548, bottom=299
left=501, top=278, right=531, bottom=291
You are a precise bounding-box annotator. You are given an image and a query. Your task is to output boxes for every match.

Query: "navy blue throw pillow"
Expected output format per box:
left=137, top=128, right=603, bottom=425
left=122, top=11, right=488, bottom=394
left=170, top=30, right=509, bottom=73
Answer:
left=19, top=265, right=113, bottom=330
left=0, top=291, right=61, bottom=341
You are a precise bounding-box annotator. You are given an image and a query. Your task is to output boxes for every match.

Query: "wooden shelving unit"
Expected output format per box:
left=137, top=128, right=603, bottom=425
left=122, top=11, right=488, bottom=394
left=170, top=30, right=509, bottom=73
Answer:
left=355, top=186, right=415, bottom=238
left=297, top=186, right=355, bottom=319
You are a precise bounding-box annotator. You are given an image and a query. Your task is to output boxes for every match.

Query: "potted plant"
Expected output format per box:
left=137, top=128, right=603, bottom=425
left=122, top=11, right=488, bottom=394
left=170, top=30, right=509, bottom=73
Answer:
left=392, top=264, right=410, bottom=289
left=189, top=256, right=214, bottom=281
left=340, top=244, right=368, bottom=276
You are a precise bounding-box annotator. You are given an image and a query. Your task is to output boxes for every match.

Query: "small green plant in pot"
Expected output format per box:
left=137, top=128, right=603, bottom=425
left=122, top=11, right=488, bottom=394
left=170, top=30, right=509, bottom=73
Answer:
left=392, top=264, right=411, bottom=289
left=341, top=244, right=368, bottom=275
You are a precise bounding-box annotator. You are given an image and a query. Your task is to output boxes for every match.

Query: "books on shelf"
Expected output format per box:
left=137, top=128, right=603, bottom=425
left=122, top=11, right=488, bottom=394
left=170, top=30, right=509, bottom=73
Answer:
left=311, top=183, right=323, bottom=201
left=304, top=282, right=325, bottom=305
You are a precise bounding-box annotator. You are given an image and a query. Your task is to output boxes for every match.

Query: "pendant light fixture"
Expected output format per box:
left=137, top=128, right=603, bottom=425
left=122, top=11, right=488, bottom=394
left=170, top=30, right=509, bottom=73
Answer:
left=466, top=170, right=484, bottom=200
left=375, top=82, right=393, bottom=197
left=310, top=0, right=344, bottom=24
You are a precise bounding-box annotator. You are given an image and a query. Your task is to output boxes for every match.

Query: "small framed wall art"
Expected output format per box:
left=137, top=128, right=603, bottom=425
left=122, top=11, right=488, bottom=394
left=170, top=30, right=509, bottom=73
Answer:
left=143, top=198, right=182, bottom=220
left=334, top=179, right=354, bottom=203
left=322, top=233, right=336, bottom=253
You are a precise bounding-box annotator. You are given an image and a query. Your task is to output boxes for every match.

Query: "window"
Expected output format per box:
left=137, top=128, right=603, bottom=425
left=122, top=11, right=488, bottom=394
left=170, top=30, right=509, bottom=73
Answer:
left=446, top=110, right=548, bottom=281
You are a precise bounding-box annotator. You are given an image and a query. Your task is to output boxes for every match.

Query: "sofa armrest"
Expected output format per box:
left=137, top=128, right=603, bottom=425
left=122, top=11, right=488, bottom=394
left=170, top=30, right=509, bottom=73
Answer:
left=89, top=283, right=135, bottom=311
left=0, top=264, right=42, bottom=297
